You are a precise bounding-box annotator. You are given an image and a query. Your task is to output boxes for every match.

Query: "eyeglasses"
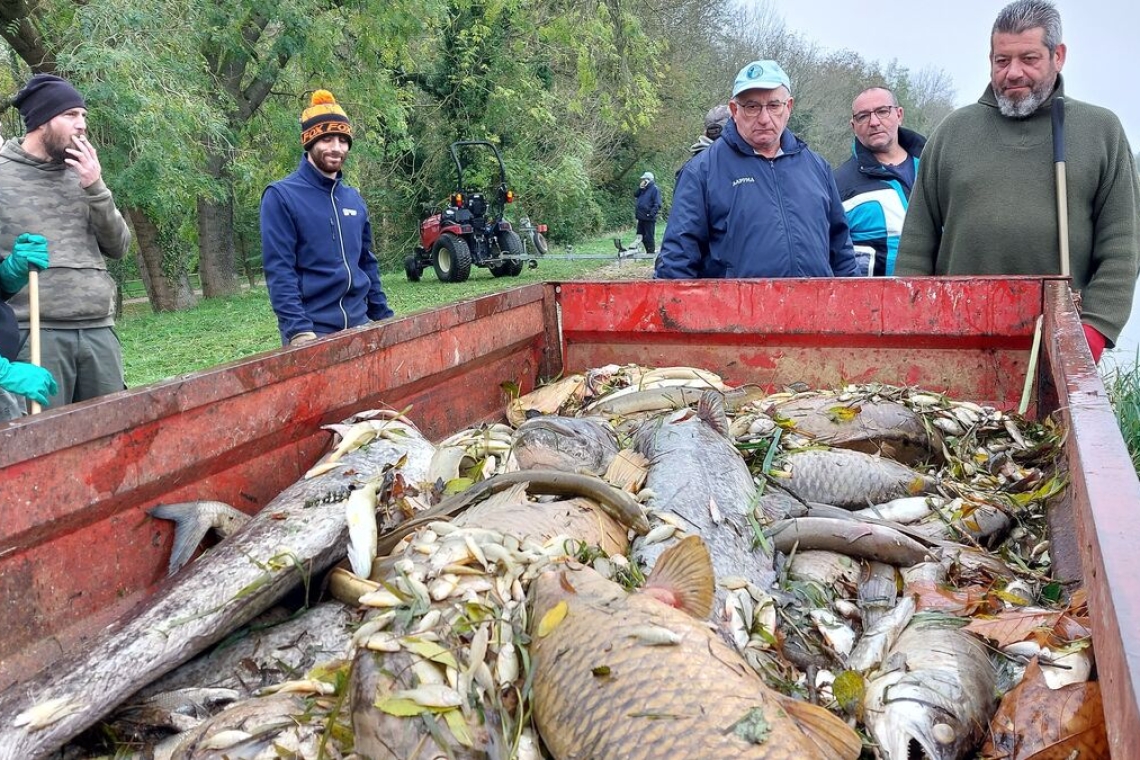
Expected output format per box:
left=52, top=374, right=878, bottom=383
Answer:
left=735, top=100, right=788, bottom=118
left=852, top=106, right=898, bottom=125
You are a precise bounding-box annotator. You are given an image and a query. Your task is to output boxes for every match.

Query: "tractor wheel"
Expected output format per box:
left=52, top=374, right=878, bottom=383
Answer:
left=433, top=233, right=472, bottom=283
left=531, top=230, right=549, bottom=256
left=404, top=253, right=423, bottom=282
left=497, top=230, right=525, bottom=276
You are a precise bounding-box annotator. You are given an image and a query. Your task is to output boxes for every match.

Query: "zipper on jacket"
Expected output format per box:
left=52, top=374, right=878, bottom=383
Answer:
left=330, top=180, right=351, bottom=330
left=766, top=159, right=797, bottom=276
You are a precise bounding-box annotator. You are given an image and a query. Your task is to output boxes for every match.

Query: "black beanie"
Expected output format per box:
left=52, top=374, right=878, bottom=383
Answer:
left=13, top=74, right=87, bottom=133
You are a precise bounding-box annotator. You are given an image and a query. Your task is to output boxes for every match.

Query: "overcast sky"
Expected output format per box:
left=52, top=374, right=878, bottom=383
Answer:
left=768, top=0, right=1140, bottom=149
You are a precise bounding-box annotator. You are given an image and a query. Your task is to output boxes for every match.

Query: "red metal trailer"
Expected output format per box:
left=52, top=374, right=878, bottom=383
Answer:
left=0, top=277, right=1135, bottom=755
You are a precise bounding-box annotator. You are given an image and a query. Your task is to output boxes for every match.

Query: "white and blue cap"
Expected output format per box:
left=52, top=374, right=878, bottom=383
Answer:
left=731, top=60, right=791, bottom=99
left=640, top=171, right=654, bottom=181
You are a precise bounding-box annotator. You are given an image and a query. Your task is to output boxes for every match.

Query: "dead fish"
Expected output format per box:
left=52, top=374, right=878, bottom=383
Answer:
left=350, top=482, right=632, bottom=760
left=847, top=594, right=916, bottom=673
left=632, top=391, right=775, bottom=623
left=511, top=415, right=619, bottom=475
left=147, top=501, right=250, bottom=576
left=529, top=536, right=862, bottom=760
left=584, top=383, right=766, bottom=418
left=864, top=614, right=998, bottom=760
left=376, top=468, right=648, bottom=556
left=768, top=516, right=933, bottom=567
left=776, top=448, right=939, bottom=509
left=0, top=418, right=434, bottom=760
left=131, top=602, right=357, bottom=701
left=858, top=561, right=900, bottom=629
left=773, top=395, right=937, bottom=465
left=168, top=692, right=344, bottom=759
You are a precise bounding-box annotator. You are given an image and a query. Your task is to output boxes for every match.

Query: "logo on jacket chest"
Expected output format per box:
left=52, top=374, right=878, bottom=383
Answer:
left=342, top=207, right=359, bottom=217
left=732, top=177, right=756, bottom=187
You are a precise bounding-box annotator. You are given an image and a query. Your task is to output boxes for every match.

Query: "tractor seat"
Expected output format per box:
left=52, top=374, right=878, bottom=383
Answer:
left=468, top=194, right=488, bottom=217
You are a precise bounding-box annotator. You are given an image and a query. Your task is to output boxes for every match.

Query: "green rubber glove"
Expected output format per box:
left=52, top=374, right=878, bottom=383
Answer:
left=0, top=356, right=58, bottom=406
left=0, top=233, right=50, bottom=293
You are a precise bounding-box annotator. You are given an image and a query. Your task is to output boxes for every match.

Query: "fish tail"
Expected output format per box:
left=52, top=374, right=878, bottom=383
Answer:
left=147, top=501, right=233, bottom=576
left=782, top=696, right=863, bottom=760
left=642, top=535, right=715, bottom=619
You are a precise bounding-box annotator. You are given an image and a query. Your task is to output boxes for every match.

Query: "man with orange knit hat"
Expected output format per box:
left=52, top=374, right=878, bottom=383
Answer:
left=260, top=89, right=392, bottom=347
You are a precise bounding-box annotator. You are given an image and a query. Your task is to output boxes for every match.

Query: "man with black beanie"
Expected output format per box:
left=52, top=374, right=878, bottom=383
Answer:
left=0, top=73, right=131, bottom=419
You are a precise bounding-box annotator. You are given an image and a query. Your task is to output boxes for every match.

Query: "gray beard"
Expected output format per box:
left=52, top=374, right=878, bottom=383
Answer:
left=995, top=79, right=1054, bottom=119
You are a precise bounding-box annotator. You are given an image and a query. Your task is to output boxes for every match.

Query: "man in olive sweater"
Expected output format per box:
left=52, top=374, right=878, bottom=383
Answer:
left=896, top=0, right=1139, bottom=363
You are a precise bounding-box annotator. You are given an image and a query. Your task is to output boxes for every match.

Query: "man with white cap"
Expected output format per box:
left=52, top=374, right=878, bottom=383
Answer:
left=656, top=60, right=857, bottom=279
left=633, top=171, right=662, bottom=254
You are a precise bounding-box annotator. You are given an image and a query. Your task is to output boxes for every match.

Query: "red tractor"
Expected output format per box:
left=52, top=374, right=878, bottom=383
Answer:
left=406, top=141, right=539, bottom=283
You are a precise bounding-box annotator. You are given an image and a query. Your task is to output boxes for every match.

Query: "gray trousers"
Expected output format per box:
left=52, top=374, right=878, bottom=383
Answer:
left=0, top=326, right=125, bottom=420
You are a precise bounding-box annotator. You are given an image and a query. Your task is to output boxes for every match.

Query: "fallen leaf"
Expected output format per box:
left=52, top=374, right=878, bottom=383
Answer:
left=537, top=601, right=569, bottom=638
left=982, top=658, right=1107, bottom=760
left=965, top=610, right=1059, bottom=648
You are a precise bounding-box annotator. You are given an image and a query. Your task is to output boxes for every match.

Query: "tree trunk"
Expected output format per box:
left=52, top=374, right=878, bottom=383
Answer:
left=127, top=207, right=198, bottom=313
left=197, top=149, right=241, bottom=297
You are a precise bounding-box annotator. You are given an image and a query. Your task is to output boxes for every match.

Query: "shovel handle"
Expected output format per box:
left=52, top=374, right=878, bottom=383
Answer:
left=1051, top=97, right=1070, bottom=279
left=28, top=268, right=41, bottom=415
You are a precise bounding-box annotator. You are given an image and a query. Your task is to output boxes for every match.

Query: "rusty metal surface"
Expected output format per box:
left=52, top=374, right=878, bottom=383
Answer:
left=1042, top=281, right=1140, bottom=757
left=555, top=277, right=1048, bottom=405
left=0, top=284, right=548, bottom=683
left=2, top=276, right=1136, bottom=749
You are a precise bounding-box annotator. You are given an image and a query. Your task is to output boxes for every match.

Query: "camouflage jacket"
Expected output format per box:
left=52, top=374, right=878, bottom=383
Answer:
left=0, top=138, right=132, bottom=329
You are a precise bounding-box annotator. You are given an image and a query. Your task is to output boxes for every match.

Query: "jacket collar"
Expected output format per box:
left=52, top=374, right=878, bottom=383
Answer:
left=295, top=154, right=341, bottom=189
left=722, top=118, right=806, bottom=158
left=851, top=126, right=927, bottom=174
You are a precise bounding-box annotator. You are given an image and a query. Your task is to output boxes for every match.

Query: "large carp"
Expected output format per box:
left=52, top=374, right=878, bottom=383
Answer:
left=529, top=536, right=862, bottom=760
left=632, top=392, right=775, bottom=614
left=0, top=418, right=435, bottom=760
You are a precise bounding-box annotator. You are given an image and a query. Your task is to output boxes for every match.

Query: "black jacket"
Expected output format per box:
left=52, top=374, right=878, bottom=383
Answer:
left=635, top=182, right=662, bottom=221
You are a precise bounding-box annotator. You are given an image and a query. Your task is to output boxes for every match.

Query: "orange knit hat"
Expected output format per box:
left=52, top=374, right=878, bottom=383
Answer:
left=300, top=90, right=353, bottom=150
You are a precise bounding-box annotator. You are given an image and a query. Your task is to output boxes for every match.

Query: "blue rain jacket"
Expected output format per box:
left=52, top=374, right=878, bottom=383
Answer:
left=656, top=120, right=857, bottom=279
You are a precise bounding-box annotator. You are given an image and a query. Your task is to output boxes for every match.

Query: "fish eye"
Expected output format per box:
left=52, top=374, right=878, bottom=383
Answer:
left=932, top=722, right=956, bottom=744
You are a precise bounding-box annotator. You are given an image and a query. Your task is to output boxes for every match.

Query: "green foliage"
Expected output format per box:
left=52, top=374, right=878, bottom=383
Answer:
left=118, top=234, right=639, bottom=386
left=1104, top=357, right=1140, bottom=473
left=1, top=0, right=960, bottom=307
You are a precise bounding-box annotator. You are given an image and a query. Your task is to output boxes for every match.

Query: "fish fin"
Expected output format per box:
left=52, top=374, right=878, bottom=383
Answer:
left=147, top=502, right=226, bottom=576
left=604, top=449, right=649, bottom=492
left=781, top=696, right=863, bottom=760
left=643, top=535, right=715, bottom=619
left=696, top=390, right=730, bottom=437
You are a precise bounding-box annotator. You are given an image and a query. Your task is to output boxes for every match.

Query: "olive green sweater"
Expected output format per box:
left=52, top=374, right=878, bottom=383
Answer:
left=896, top=77, right=1140, bottom=343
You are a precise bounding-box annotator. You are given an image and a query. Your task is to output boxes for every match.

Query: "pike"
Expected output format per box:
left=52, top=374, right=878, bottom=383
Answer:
left=0, top=418, right=434, bottom=760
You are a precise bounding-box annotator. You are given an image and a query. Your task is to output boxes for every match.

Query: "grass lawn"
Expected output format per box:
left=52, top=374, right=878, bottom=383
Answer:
left=119, top=232, right=654, bottom=387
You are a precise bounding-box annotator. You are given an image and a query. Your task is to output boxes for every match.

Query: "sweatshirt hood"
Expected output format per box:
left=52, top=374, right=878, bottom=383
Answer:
left=0, top=137, right=67, bottom=172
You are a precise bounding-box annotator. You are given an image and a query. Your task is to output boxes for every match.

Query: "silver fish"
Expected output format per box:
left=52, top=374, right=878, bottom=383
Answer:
left=864, top=614, right=998, bottom=760
left=773, top=395, right=937, bottom=465
left=632, top=391, right=774, bottom=625
left=511, top=415, right=619, bottom=475
left=776, top=448, right=939, bottom=509
left=0, top=418, right=434, bottom=760
left=147, top=501, right=250, bottom=576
